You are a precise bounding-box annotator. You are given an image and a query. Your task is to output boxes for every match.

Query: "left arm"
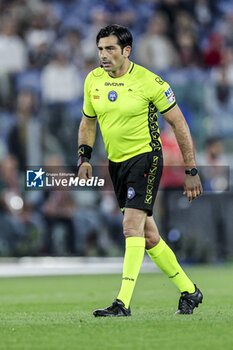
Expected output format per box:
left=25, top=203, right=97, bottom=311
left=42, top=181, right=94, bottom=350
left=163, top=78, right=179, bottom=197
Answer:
left=162, top=105, right=203, bottom=201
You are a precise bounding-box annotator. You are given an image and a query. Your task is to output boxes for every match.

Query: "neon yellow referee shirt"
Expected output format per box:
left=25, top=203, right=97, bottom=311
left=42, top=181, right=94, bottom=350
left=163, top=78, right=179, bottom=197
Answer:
left=82, top=61, right=176, bottom=162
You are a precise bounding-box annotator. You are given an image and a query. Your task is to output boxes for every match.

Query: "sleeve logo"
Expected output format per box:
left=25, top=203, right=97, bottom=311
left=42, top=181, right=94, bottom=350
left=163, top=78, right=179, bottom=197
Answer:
left=164, top=87, right=175, bottom=104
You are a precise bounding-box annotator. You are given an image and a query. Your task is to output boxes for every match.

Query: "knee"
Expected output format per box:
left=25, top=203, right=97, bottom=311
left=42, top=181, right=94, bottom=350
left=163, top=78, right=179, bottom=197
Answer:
left=123, top=218, right=144, bottom=238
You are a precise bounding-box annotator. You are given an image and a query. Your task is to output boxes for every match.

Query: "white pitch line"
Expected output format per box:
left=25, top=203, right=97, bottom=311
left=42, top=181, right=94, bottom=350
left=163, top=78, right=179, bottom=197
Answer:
left=0, top=257, right=159, bottom=277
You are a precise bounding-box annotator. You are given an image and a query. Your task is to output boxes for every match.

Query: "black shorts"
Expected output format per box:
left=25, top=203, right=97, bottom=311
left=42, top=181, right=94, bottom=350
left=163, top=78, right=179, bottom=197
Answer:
left=109, top=150, right=163, bottom=216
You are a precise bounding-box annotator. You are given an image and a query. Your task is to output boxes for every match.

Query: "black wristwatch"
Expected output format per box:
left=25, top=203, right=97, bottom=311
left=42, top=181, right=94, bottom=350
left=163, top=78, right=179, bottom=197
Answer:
left=185, top=168, right=198, bottom=176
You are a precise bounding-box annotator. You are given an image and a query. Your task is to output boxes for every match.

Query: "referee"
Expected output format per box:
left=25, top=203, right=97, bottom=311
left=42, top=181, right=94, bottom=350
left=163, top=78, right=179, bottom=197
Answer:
left=77, top=24, right=203, bottom=316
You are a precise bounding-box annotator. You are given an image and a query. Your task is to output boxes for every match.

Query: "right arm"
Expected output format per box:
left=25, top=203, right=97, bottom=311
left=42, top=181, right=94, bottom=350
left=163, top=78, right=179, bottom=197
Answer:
left=78, top=115, right=97, bottom=180
left=78, top=115, right=97, bottom=147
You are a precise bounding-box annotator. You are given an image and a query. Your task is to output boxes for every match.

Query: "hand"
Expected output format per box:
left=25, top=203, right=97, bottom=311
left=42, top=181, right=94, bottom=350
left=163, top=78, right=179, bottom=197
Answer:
left=78, top=162, right=92, bottom=181
left=183, top=174, right=203, bottom=202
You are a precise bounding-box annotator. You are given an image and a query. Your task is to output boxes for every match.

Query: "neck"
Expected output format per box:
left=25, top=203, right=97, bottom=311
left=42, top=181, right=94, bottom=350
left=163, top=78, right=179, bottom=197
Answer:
left=108, top=59, right=131, bottom=78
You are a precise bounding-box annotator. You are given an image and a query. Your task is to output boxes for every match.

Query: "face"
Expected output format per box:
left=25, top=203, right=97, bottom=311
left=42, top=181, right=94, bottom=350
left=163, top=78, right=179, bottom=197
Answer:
left=97, top=35, right=130, bottom=73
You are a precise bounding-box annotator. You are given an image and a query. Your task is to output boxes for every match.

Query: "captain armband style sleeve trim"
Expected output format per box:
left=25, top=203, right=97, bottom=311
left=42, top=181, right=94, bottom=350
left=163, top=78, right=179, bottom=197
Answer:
left=82, top=109, right=97, bottom=119
left=160, top=101, right=177, bottom=115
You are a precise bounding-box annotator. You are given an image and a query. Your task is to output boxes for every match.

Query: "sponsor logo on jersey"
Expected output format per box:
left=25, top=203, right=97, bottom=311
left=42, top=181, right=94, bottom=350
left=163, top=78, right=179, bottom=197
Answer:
left=108, top=90, right=118, bottom=102
left=127, top=187, right=135, bottom=199
left=164, top=87, right=175, bottom=104
left=105, top=82, right=124, bottom=86
left=93, top=95, right=100, bottom=99
left=155, top=77, right=164, bottom=85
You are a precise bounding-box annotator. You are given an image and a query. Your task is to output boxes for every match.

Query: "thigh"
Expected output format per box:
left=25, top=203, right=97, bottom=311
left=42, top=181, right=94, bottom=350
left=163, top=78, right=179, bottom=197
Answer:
left=126, top=151, right=163, bottom=216
left=108, top=160, right=127, bottom=211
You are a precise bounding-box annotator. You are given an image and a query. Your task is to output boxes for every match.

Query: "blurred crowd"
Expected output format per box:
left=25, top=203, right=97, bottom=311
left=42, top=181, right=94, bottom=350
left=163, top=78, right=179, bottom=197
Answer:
left=0, top=0, right=233, bottom=259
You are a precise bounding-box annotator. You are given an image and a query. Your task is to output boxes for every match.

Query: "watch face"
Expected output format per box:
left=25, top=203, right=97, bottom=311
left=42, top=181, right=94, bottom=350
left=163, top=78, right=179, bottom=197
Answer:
left=190, top=168, right=198, bottom=176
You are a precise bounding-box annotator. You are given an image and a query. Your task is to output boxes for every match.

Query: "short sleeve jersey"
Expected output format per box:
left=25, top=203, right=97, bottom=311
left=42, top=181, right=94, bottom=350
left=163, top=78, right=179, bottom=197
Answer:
left=83, top=61, right=177, bottom=162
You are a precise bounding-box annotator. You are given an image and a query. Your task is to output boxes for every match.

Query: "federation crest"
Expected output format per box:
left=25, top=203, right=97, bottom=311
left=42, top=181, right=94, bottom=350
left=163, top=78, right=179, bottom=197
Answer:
left=108, top=90, right=118, bottom=102
left=127, top=187, right=135, bottom=199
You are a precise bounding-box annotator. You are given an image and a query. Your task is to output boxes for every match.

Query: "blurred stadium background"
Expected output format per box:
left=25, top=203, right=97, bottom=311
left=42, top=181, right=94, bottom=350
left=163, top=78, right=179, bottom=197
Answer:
left=0, top=0, right=233, bottom=268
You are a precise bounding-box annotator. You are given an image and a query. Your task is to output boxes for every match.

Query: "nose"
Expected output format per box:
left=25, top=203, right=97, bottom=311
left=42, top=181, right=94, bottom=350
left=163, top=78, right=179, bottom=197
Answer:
left=100, top=49, right=108, bottom=60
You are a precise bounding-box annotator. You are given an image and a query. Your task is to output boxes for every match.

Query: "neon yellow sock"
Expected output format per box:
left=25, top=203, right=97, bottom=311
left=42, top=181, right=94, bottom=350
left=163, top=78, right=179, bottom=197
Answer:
left=147, top=238, right=195, bottom=293
left=117, top=236, right=145, bottom=309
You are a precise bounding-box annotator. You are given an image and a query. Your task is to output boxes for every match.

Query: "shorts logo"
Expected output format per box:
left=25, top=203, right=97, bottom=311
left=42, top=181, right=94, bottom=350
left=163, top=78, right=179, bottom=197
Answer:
left=144, top=156, right=159, bottom=205
left=145, top=195, right=152, bottom=204
left=148, top=175, right=155, bottom=184
left=108, top=91, right=118, bottom=102
left=127, top=187, right=135, bottom=199
left=146, top=185, right=153, bottom=195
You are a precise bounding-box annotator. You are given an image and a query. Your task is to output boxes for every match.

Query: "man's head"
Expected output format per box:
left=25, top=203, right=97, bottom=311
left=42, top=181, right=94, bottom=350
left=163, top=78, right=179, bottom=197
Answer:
left=96, top=24, right=133, bottom=51
left=96, top=24, right=133, bottom=74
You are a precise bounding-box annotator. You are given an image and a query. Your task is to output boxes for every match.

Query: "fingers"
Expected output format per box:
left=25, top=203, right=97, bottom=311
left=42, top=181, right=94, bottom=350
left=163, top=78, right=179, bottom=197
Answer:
left=187, top=189, right=193, bottom=202
left=184, top=175, right=203, bottom=202
left=184, top=185, right=203, bottom=202
left=86, top=166, right=93, bottom=179
left=78, top=164, right=92, bottom=180
left=193, top=183, right=203, bottom=199
left=199, top=183, right=203, bottom=195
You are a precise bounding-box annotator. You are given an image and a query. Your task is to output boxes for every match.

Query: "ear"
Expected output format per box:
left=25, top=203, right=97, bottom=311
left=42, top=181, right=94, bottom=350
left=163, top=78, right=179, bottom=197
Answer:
left=123, top=45, right=131, bottom=58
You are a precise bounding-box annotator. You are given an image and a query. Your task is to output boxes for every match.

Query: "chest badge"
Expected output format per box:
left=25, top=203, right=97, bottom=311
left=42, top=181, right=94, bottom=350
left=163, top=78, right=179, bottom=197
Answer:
left=108, top=91, right=118, bottom=102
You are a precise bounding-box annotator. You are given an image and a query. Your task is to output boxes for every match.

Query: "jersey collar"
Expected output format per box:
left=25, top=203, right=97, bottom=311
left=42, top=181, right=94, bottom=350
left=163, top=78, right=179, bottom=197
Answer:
left=106, top=61, right=135, bottom=80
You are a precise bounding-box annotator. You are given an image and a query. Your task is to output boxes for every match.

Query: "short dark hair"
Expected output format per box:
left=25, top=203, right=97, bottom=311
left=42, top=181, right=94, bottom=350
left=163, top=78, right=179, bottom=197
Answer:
left=96, top=24, right=133, bottom=50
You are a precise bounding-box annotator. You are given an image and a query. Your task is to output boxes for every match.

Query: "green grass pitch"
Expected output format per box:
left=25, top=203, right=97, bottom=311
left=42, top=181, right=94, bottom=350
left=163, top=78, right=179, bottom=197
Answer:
left=0, top=265, right=233, bottom=350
